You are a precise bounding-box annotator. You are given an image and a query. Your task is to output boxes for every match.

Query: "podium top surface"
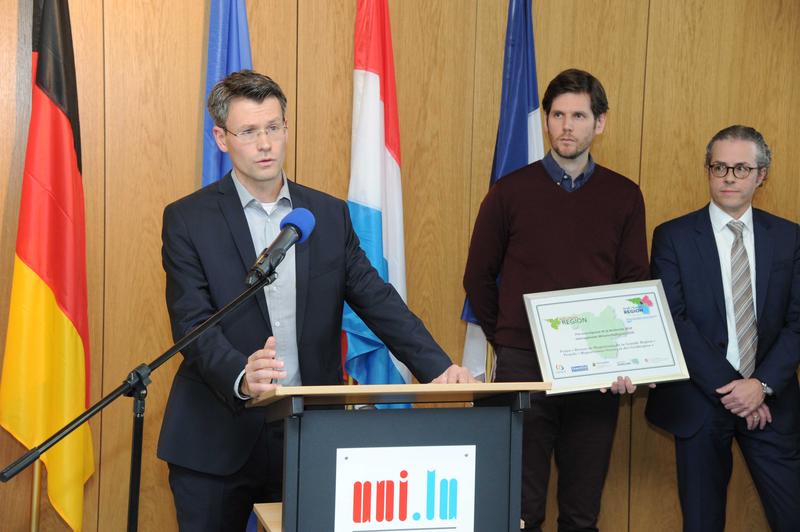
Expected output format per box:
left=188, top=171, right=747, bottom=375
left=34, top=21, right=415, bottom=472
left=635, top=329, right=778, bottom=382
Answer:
left=248, top=381, right=549, bottom=408
left=254, top=503, right=281, bottom=532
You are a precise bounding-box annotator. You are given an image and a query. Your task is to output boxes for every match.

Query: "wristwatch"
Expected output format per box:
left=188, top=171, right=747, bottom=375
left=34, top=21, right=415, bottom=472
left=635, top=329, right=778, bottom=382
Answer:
left=761, top=381, right=774, bottom=396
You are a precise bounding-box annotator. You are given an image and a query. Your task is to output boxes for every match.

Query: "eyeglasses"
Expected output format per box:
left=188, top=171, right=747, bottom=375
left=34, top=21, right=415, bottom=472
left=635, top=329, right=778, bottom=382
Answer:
left=223, top=122, right=286, bottom=144
left=707, top=163, right=761, bottom=180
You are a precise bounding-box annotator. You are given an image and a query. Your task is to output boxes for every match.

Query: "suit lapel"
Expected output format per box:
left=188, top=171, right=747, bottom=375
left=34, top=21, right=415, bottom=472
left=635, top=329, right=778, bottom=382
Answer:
left=287, top=180, right=311, bottom=344
left=693, top=207, right=727, bottom=322
left=217, top=173, right=270, bottom=324
left=753, top=210, right=773, bottom=319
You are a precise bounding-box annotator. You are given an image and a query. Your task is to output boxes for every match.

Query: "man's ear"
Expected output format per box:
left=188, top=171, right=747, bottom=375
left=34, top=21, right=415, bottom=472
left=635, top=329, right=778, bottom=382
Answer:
left=594, top=113, right=607, bottom=134
left=212, top=125, right=229, bottom=153
left=756, top=167, right=767, bottom=187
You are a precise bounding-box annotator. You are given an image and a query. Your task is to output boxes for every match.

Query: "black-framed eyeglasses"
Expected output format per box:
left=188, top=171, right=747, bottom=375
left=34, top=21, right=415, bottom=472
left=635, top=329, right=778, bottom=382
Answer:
left=223, top=122, right=287, bottom=144
left=707, top=163, right=761, bottom=180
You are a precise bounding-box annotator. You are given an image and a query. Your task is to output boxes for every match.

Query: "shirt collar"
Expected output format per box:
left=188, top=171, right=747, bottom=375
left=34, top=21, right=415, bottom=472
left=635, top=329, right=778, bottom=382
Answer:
left=708, top=201, right=753, bottom=234
left=231, top=170, right=292, bottom=209
left=541, top=151, right=596, bottom=184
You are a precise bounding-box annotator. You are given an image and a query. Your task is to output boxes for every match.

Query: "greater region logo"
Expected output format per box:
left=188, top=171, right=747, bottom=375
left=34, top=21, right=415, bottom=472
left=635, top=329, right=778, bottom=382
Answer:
left=546, top=315, right=588, bottom=330
left=624, top=295, right=653, bottom=315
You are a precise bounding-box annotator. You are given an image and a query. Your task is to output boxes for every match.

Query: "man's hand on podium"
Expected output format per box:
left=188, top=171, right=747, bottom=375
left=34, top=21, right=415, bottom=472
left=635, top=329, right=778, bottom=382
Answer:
left=241, top=337, right=287, bottom=396
left=431, top=364, right=477, bottom=384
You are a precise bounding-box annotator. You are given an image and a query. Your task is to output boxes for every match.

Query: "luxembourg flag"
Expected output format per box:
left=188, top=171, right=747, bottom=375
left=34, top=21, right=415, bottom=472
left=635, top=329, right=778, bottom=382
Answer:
left=343, top=0, right=412, bottom=388
left=461, top=0, right=545, bottom=379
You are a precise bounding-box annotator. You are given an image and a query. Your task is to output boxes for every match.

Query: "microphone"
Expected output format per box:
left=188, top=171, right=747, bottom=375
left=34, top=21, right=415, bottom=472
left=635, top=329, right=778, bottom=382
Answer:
left=245, top=208, right=316, bottom=286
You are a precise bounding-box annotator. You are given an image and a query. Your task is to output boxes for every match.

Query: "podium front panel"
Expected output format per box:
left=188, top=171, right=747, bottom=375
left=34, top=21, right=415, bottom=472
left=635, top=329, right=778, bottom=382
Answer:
left=284, top=405, right=519, bottom=531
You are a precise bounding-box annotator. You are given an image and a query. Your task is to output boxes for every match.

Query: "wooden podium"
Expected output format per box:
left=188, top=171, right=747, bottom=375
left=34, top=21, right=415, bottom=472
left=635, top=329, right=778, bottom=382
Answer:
left=249, top=382, right=548, bottom=532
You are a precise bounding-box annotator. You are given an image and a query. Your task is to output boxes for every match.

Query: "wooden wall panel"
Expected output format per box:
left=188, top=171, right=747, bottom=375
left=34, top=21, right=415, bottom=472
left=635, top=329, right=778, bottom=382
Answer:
left=295, top=0, right=477, bottom=361
left=390, top=0, right=477, bottom=362
left=469, top=0, right=505, bottom=232
left=248, top=1, right=298, bottom=178
left=66, top=0, right=105, bottom=529
left=640, top=0, right=800, bottom=232
left=634, top=1, right=800, bottom=531
left=0, top=1, right=33, bottom=529
left=100, top=1, right=207, bottom=530
left=295, top=0, right=355, bottom=199
left=533, top=0, right=649, bottom=181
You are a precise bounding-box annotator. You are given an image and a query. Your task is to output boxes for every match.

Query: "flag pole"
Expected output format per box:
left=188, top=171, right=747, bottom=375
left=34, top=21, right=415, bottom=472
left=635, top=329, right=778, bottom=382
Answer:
left=484, top=343, right=494, bottom=383
left=29, top=459, right=41, bottom=532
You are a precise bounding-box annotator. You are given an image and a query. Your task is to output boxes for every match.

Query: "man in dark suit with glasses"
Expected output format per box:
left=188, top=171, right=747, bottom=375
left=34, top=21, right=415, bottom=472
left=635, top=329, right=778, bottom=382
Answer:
left=647, top=125, right=800, bottom=531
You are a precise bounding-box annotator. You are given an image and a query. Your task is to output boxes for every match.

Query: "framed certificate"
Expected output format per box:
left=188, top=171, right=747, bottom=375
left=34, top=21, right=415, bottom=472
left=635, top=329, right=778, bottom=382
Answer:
left=523, top=280, right=688, bottom=394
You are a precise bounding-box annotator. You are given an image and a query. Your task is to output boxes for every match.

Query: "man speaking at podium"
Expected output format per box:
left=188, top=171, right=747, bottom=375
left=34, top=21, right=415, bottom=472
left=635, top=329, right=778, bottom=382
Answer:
left=158, top=70, right=472, bottom=531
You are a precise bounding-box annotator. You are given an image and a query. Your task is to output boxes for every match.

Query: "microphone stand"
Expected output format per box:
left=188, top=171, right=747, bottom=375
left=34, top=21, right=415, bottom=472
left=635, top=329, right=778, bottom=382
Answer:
left=1, top=269, right=278, bottom=532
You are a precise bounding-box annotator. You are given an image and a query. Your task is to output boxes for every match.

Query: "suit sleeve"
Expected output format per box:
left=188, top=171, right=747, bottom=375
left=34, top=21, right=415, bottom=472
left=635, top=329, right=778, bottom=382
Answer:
left=615, top=187, right=650, bottom=282
left=162, top=203, right=249, bottom=410
left=462, top=186, right=508, bottom=343
left=651, top=224, right=741, bottom=399
left=340, top=204, right=452, bottom=383
left=752, top=223, right=800, bottom=395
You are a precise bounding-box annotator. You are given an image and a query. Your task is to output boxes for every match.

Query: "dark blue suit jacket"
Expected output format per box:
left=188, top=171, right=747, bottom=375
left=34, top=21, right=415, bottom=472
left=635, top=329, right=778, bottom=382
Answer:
left=156, top=174, right=451, bottom=475
left=646, top=206, right=800, bottom=438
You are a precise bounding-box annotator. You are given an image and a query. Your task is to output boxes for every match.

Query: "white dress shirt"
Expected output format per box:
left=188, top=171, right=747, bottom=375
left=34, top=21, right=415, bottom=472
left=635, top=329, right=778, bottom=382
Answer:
left=708, top=201, right=757, bottom=371
left=232, top=171, right=302, bottom=399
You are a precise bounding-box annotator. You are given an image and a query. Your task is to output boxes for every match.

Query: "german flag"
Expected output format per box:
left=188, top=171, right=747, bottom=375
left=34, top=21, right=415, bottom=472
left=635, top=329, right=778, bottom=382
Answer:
left=0, top=0, right=94, bottom=530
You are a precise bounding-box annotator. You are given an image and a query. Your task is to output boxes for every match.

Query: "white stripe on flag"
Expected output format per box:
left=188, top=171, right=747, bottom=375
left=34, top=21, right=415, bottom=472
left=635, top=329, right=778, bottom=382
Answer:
left=462, top=322, right=489, bottom=381
left=349, top=69, right=410, bottom=383
left=527, top=108, right=545, bottom=163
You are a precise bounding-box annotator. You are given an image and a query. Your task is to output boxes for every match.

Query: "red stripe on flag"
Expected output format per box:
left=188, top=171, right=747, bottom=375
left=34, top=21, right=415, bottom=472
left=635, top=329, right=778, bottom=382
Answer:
left=16, top=52, right=90, bottom=405
left=353, top=0, right=401, bottom=165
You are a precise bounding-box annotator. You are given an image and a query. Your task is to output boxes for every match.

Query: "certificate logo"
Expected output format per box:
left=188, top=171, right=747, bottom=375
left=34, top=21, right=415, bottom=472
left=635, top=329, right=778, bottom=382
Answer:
left=623, top=295, right=654, bottom=315
left=546, top=315, right=588, bottom=329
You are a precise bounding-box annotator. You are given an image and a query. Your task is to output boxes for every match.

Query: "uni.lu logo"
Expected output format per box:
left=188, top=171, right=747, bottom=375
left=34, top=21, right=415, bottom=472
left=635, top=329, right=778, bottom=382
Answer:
left=352, top=469, right=458, bottom=523
left=334, top=445, right=475, bottom=531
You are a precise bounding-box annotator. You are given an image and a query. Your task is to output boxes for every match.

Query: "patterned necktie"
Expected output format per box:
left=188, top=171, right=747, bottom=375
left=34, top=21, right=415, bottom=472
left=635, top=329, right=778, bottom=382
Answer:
left=728, top=220, right=757, bottom=378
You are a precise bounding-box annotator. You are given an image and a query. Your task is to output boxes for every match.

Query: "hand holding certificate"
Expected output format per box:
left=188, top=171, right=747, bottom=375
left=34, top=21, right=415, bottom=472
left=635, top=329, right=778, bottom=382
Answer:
left=523, top=280, right=689, bottom=394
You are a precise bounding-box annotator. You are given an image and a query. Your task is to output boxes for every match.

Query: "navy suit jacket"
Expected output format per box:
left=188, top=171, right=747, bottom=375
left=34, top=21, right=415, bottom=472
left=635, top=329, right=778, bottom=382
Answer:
left=156, top=174, right=451, bottom=475
left=646, top=206, right=800, bottom=438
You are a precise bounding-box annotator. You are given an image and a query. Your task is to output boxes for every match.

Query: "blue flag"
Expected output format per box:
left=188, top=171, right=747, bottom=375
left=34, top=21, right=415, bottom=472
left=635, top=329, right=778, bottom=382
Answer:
left=202, top=0, right=253, bottom=186
left=461, top=0, right=544, bottom=377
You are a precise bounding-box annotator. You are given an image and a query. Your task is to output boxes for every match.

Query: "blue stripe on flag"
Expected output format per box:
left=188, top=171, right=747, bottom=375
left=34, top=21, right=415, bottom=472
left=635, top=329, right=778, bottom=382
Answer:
left=347, top=201, right=388, bottom=279
left=343, top=202, right=408, bottom=403
left=202, top=0, right=253, bottom=186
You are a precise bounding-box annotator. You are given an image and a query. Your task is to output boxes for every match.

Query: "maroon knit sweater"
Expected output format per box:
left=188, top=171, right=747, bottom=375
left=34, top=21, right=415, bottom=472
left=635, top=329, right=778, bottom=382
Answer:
left=463, top=160, right=649, bottom=351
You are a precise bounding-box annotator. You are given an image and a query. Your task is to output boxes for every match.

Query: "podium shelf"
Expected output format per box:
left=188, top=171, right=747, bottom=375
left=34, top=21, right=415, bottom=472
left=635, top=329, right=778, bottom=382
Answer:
left=249, top=381, right=549, bottom=408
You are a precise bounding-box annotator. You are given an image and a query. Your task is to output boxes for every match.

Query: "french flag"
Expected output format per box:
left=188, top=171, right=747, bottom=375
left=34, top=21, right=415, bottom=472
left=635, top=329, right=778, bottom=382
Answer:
left=461, top=0, right=545, bottom=379
left=343, top=0, right=412, bottom=388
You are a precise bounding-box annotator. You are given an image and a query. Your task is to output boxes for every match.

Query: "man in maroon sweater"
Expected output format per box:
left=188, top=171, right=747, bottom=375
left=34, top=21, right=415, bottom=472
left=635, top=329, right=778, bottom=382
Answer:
left=463, top=69, right=649, bottom=531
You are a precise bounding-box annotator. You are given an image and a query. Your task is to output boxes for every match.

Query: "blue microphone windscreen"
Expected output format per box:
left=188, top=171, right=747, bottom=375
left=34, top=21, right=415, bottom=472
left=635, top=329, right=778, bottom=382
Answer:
left=280, top=208, right=316, bottom=243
